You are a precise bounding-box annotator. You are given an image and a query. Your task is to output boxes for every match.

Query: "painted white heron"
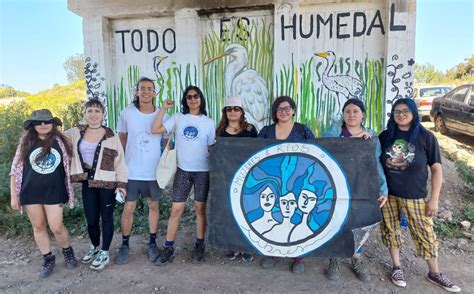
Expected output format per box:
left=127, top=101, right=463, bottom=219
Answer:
left=152, top=55, right=168, bottom=78
left=315, top=51, right=363, bottom=116
left=205, top=44, right=269, bottom=130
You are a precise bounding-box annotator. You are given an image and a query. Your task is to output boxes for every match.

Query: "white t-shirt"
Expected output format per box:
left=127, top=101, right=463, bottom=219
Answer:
left=164, top=113, right=216, bottom=172
left=116, top=106, right=168, bottom=180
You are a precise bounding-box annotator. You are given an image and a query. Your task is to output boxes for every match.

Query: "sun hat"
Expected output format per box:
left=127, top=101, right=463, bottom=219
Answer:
left=223, top=96, right=243, bottom=108
left=24, top=109, right=62, bottom=130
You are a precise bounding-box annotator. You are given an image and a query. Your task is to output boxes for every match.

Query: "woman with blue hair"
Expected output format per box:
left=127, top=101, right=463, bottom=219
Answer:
left=379, top=98, right=460, bottom=292
left=323, top=98, right=388, bottom=282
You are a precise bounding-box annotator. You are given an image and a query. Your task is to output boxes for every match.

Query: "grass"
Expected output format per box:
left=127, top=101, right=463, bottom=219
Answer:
left=455, top=160, right=474, bottom=191
left=434, top=202, right=474, bottom=239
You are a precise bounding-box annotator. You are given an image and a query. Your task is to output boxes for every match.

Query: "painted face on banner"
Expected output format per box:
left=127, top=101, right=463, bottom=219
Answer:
left=259, top=186, right=276, bottom=212
left=230, top=142, right=350, bottom=257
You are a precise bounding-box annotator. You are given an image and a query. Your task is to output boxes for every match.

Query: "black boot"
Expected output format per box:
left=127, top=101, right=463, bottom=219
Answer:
left=62, top=247, right=78, bottom=269
left=39, top=254, right=55, bottom=278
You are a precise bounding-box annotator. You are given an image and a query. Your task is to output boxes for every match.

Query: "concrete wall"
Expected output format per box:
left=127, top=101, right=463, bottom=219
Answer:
left=69, top=0, right=416, bottom=134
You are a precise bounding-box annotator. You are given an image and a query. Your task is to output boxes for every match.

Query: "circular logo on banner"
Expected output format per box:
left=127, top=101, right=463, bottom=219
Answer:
left=230, top=142, right=350, bottom=257
left=29, top=147, right=61, bottom=174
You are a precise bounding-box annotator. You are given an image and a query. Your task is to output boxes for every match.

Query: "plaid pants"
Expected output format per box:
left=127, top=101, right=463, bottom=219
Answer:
left=380, top=195, right=438, bottom=259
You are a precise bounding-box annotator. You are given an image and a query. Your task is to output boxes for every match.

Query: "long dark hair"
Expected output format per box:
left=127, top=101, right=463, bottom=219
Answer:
left=216, top=107, right=250, bottom=136
left=181, top=85, right=207, bottom=116
left=132, top=77, right=156, bottom=109
left=20, top=123, right=72, bottom=162
left=383, top=98, right=426, bottom=149
left=342, top=98, right=366, bottom=128
left=271, top=96, right=296, bottom=123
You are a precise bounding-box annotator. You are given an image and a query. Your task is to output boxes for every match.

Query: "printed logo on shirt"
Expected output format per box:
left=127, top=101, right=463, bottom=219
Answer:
left=182, top=125, right=200, bottom=141
left=385, top=139, right=415, bottom=171
left=29, top=147, right=61, bottom=174
left=135, top=131, right=153, bottom=152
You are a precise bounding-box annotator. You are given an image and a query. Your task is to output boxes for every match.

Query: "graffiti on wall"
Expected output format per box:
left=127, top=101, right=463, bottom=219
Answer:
left=279, top=3, right=406, bottom=41
left=385, top=54, right=415, bottom=116
left=84, top=57, right=106, bottom=100
left=115, top=28, right=176, bottom=54
left=202, top=16, right=273, bottom=130
left=205, top=43, right=269, bottom=130
left=315, top=51, right=363, bottom=117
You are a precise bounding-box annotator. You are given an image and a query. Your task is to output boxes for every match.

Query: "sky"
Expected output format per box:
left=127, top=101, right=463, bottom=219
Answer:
left=0, top=0, right=473, bottom=94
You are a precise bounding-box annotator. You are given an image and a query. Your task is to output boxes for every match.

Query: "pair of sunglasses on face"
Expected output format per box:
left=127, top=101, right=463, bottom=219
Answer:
left=186, top=94, right=201, bottom=100
left=31, top=120, right=53, bottom=126
left=225, top=106, right=242, bottom=112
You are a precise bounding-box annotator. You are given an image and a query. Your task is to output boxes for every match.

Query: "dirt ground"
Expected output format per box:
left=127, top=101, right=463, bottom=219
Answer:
left=1, top=127, right=473, bottom=293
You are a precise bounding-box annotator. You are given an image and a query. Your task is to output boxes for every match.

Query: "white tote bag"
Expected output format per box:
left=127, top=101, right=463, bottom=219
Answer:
left=156, top=115, right=180, bottom=189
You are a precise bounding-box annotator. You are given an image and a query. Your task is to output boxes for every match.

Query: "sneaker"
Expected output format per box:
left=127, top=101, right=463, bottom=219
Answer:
left=156, top=246, right=174, bottom=266
left=241, top=252, right=254, bottom=262
left=192, top=243, right=205, bottom=264
left=261, top=257, right=277, bottom=269
left=114, top=245, right=129, bottom=265
left=39, top=255, right=55, bottom=278
left=291, top=260, right=305, bottom=274
left=351, top=256, right=370, bottom=282
left=90, top=250, right=110, bottom=270
left=62, top=247, right=78, bottom=269
left=426, top=272, right=461, bottom=293
left=148, top=243, right=160, bottom=262
left=82, top=244, right=100, bottom=264
left=326, top=258, right=340, bottom=281
left=391, top=267, right=407, bottom=288
left=225, top=250, right=239, bottom=261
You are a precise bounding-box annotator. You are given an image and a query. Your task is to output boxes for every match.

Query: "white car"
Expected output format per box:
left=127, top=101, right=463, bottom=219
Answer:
left=414, top=86, right=452, bottom=119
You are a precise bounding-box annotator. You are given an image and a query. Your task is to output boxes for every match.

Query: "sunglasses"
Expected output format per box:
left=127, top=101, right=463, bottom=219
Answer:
left=225, top=106, right=242, bottom=112
left=186, top=94, right=200, bottom=100
left=32, top=120, right=53, bottom=126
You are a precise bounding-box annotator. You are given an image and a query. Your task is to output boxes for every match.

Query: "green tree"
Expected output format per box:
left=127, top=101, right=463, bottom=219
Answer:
left=63, top=53, right=85, bottom=83
left=414, top=63, right=443, bottom=84
left=447, top=55, right=474, bottom=79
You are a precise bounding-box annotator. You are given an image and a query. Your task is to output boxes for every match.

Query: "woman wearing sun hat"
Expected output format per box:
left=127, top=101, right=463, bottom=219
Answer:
left=10, top=109, right=78, bottom=278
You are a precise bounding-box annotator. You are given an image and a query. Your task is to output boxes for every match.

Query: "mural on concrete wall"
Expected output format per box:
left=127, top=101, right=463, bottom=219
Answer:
left=84, top=57, right=106, bottom=100
left=275, top=54, right=385, bottom=136
left=105, top=19, right=198, bottom=130
left=87, top=2, right=413, bottom=133
left=385, top=54, right=415, bottom=116
left=202, top=16, right=273, bottom=129
left=274, top=2, right=412, bottom=135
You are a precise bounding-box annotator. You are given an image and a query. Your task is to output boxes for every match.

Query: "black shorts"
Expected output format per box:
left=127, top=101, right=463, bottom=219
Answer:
left=126, top=180, right=162, bottom=202
left=172, top=168, right=209, bottom=203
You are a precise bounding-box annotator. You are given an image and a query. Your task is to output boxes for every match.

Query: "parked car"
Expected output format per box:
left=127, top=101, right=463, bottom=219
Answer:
left=414, top=85, right=452, bottom=119
left=430, top=84, right=474, bottom=136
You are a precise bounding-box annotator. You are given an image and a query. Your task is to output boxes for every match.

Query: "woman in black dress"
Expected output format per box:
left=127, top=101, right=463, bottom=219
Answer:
left=10, top=109, right=78, bottom=278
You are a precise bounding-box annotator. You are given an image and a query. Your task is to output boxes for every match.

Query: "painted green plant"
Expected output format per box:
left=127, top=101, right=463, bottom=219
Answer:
left=202, top=17, right=274, bottom=121
left=106, top=63, right=198, bottom=129
left=275, top=55, right=385, bottom=136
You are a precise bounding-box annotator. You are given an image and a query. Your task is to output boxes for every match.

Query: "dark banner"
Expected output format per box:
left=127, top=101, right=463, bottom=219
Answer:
left=208, top=137, right=381, bottom=258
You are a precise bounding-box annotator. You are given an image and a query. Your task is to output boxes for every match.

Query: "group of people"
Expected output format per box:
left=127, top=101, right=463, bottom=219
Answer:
left=9, top=76, right=460, bottom=292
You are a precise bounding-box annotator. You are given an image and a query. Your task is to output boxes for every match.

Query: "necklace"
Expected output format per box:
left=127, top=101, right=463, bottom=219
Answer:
left=88, top=125, right=102, bottom=130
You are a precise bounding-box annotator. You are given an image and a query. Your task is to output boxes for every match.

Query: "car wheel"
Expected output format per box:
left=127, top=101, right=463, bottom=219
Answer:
left=434, top=115, right=448, bottom=135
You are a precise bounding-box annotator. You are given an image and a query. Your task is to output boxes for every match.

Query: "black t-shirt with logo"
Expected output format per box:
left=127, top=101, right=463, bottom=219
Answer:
left=379, top=129, right=441, bottom=199
left=20, top=141, right=68, bottom=205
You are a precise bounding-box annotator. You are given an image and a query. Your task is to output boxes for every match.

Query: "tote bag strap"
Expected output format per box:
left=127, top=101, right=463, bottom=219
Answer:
left=164, top=113, right=182, bottom=149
